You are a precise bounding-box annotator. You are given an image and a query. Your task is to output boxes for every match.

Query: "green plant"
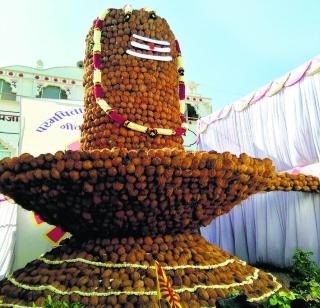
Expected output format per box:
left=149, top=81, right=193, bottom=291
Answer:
left=291, top=249, right=320, bottom=283
left=263, top=249, right=320, bottom=307
left=33, top=295, right=84, bottom=308
left=299, top=279, right=320, bottom=304
left=289, top=249, right=320, bottom=307
left=267, top=291, right=296, bottom=308
left=229, top=289, right=241, bottom=297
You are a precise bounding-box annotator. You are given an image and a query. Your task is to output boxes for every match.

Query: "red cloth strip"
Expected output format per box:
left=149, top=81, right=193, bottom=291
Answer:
left=175, top=127, right=186, bottom=136
left=179, top=82, right=185, bottom=100
left=108, top=111, right=126, bottom=125
left=46, top=227, right=65, bottom=243
left=175, top=40, right=181, bottom=54
left=94, top=84, right=104, bottom=98
left=93, top=54, right=101, bottom=69
left=95, top=18, right=103, bottom=29
left=180, top=114, right=187, bottom=122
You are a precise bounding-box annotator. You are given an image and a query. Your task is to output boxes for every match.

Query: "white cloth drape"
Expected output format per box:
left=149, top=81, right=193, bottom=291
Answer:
left=0, top=197, right=17, bottom=279
left=199, top=73, right=320, bottom=171
left=199, top=73, right=320, bottom=267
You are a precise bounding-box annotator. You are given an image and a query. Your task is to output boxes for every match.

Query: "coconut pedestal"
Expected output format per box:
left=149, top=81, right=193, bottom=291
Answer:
left=0, top=233, right=282, bottom=307
left=0, top=148, right=319, bottom=307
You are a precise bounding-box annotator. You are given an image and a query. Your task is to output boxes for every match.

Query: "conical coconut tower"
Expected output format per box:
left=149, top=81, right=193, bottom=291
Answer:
left=0, top=6, right=319, bottom=307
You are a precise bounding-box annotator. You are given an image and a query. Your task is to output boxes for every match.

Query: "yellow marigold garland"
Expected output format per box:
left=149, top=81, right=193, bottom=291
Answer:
left=5, top=268, right=260, bottom=297
left=38, top=256, right=235, bottom=270
left=0, top=270, right=282, bottom=308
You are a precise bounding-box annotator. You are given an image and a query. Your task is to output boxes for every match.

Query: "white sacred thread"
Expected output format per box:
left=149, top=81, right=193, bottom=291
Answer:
left=132, top=33, right=170, bottom=46
left=130, top=41, right=171, bottom=53
left=126, top=49, right=172, bottom=61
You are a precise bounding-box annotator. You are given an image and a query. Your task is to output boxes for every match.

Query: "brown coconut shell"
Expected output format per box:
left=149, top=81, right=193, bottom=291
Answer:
left=0, top=233, right=283, bottom=307
left=0, top=149, right=318, bottom=237
left=81, top=8, right=184, bottom=151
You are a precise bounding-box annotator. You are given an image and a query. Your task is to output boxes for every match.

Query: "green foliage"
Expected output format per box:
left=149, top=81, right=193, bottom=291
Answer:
left=229, top=289, right=241, bottom=297
left=297, top=279, right=320, bottom=304
left=292, top=249, right=320, bottom=283
left=291, top=249, right=320, bottom=306
left=267, top=291, right=296, bottom=308
left=33, top=295, right=84, bottom=308
left=264, top=249, right=320, bottom=307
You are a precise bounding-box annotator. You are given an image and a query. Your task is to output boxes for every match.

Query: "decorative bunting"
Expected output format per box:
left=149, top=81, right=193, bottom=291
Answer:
left=33, top=213, right=43, bottom=225
left=197, top=55, right=320, bottom=136
left=155, top=261, right=182, bottom=308
left=46, top=227, right=65, bottom=243
left=33, top=213, right=66, bottom=244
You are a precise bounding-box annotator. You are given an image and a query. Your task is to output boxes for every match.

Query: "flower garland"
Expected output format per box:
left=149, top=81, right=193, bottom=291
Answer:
left=200, top=273, right=283, bottom=308
left=0, top=265, right=282, bottom=307
left=5, top=268, right=260, bottom=297
left=6, top=276, right=157, bottom=297
left=38, top=256, right=235, bottom=270
left=0, top=273, right=282, bottom=308
left=175, top=268, right=260, bottom=294
left=92, top=5, right=188, bottom=138
left=247, top=273, right=282, bottom=302
left=0, top=304, right=41, bottom=308
left=0, top=274, right=282, bottom=308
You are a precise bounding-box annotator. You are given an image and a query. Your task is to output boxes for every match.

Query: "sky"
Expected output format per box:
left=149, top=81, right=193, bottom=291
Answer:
left=0, top=0, right=319, bottom=111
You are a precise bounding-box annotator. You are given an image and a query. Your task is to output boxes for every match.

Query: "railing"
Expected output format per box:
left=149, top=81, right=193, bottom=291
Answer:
left=0, top=92, right=83, bottom=103
left=0, top=91, right=17, bottom=101
left=185, top=116, right=199, bottom=122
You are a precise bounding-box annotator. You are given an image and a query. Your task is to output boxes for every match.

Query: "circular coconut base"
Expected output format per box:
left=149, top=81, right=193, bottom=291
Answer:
left=0, top=233, right=282, bottom=307
left=0, top=149, right=318, bottom=237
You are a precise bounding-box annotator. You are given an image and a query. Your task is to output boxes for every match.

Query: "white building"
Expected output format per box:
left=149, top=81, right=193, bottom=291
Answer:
left=183, top=81, right=213, bottom=150
left=0, top=61, right=83, bottom=158
left=0, top=63, right=212, bottom=155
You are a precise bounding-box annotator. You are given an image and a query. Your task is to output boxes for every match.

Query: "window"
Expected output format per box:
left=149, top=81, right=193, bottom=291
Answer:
left=37, top=85, right=68, bottom=99
left=0, top=79, right=16, bottom=101
left=186, top=103, right=199, bottom=120
left=0, top=141, right=12, bottom=160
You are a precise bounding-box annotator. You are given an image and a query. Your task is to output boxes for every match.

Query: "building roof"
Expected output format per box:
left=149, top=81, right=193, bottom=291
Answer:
left=0, top=65, right=83, bottom=80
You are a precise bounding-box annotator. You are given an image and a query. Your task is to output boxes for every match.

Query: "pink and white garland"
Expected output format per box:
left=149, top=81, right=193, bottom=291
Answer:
left=92, top=6, right=187, bottom=138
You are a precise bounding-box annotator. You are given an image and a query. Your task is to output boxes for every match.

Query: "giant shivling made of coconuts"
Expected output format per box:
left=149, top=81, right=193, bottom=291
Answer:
left=0, top=6, right=319, bottom=308
left=81, top=5, right=185, bottom=151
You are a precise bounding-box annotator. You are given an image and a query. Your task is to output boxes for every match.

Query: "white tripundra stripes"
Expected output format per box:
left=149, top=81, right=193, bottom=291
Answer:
left=126, top=49, right=172, bottom=61
left=132, top=33, right=170, bottom=46
left=130, top=41, right=171, bottom=53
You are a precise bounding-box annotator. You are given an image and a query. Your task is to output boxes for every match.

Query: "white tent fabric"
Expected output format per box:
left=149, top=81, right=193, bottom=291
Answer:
left=0, top=195, right=17, bottom=280
left=198, top=61, right=320, bottom=267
